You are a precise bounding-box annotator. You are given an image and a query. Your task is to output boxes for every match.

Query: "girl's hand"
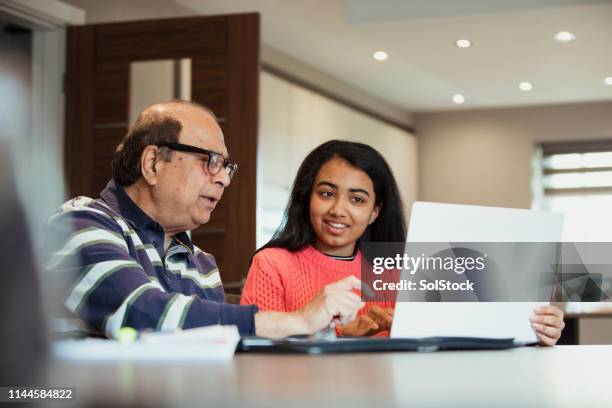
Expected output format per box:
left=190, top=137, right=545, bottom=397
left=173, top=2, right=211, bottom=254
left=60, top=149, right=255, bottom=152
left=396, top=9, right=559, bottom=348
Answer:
left=338, top=305, right=394, bottom=336
left=530, top=305, right=565, bottom=346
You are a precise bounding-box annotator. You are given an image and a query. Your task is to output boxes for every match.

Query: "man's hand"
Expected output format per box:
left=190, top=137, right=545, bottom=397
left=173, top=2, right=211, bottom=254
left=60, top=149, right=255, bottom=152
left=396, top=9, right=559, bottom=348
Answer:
left=253, top=275, right=363, bottom=339
left=530, top=305, right=565, bottom=346
left=338, top=305, right=394, bottom=336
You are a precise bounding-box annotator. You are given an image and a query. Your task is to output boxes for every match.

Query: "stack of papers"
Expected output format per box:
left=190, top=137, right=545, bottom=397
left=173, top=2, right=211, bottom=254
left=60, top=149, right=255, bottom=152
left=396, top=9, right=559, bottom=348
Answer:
left=53, top=325, right=240, bottom=361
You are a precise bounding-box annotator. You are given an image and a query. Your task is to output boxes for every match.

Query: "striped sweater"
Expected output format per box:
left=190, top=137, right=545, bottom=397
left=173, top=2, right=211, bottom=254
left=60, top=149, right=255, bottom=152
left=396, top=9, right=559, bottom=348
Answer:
left=44, top=179, right=257, bottom=338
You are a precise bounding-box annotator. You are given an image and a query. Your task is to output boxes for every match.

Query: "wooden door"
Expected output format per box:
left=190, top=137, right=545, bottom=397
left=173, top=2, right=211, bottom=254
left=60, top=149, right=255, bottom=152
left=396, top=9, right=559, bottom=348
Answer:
left=64, top=14, right=259, bottom=288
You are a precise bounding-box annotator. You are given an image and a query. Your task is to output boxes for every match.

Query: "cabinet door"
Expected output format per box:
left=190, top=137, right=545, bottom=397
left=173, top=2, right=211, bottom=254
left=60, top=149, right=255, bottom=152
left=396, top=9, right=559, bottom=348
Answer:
left=64, top=14, right=259, bottom=286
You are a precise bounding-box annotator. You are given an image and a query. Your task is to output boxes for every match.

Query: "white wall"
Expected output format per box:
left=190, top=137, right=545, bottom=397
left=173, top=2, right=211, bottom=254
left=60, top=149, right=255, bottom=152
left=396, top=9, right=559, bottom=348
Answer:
left=414, top=101, right=612, bottom=209
left=258, top=71, right=418, bottom=247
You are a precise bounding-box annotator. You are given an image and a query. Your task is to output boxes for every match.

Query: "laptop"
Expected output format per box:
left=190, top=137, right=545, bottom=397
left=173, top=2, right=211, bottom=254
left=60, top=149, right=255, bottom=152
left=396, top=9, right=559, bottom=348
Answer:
left=239, top=202, right=563, bottom=353
left=390, top=201, right=564, bottom=343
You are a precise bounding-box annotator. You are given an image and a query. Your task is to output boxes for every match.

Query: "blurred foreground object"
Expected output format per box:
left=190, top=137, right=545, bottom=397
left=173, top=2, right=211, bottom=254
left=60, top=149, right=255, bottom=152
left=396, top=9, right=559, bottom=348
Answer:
left=0, top=144, right=48, bottom=386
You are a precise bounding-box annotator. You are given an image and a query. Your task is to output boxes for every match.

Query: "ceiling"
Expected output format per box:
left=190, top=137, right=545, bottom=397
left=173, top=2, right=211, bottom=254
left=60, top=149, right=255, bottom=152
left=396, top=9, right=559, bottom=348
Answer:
left=176, top=0, right=612, bottom=112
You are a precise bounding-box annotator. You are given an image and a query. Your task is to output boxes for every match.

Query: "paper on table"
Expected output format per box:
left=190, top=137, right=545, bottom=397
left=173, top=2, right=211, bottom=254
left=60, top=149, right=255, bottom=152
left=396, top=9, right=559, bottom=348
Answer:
left=391, top=302, right=545, bottom=343
left=53, top=325, right=240, bottom=361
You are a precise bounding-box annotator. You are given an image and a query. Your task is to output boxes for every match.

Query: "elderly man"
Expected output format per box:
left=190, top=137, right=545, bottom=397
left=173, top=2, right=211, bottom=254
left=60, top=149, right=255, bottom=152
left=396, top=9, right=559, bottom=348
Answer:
left=45, top=100, right=362, bottom=339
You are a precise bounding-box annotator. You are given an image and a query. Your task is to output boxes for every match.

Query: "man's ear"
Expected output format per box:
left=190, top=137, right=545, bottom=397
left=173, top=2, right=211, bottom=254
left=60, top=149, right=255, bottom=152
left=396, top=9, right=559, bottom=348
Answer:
left=140, top=145, right=161, bottom=186
left=369, top=203, right=381, bottom=225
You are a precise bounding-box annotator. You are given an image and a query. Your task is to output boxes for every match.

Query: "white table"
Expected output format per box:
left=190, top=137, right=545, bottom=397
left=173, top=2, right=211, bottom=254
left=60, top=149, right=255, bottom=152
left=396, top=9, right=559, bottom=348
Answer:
left=48, top=345, right=612, bottom=407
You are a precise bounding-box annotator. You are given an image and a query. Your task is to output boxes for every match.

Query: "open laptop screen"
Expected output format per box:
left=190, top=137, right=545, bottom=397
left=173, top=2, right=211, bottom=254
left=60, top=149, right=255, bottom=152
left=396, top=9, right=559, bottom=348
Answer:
left=390, top=201, right=563, bottom=342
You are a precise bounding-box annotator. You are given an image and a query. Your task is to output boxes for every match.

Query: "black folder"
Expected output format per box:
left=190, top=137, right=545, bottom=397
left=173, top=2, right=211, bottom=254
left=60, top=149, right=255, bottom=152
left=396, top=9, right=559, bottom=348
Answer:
left=238, top=336, right=531, bottom=354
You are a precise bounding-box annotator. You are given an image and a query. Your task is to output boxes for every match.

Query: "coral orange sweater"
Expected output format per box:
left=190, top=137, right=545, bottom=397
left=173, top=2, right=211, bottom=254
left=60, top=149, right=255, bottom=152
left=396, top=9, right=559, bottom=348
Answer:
left=240, top=245, right=394, bottom=321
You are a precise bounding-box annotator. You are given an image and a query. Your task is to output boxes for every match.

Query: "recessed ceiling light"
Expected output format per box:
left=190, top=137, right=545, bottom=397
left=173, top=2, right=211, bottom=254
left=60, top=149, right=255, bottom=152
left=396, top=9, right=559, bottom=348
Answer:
left=605, top=77, right=612, bottom=85
left=519, top=82, right=533, bottom=91
left=455, top=39, right=471, bottom=48
left=452, top=94, right=465, bottom=104
left=554, top=31, right=576, bottom=42
left=373, top=51, right=388, bottom=61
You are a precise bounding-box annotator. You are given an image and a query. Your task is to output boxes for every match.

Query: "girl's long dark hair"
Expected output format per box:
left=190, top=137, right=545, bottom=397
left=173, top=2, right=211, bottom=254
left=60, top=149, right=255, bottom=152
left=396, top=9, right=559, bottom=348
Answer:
left=259, top=140, right=407, bottom=255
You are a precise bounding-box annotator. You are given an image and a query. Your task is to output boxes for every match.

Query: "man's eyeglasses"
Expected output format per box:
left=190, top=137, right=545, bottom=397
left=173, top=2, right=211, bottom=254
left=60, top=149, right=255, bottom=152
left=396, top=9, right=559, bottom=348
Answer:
left=156, top=142, right=238, bottom=179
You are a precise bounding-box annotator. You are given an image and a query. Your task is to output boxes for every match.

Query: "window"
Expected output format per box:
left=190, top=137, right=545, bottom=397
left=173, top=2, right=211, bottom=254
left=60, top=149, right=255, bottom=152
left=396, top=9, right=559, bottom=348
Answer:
left=534, top=140, right=612, bottom=242
left=534, top=140, right=612, bottom=314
